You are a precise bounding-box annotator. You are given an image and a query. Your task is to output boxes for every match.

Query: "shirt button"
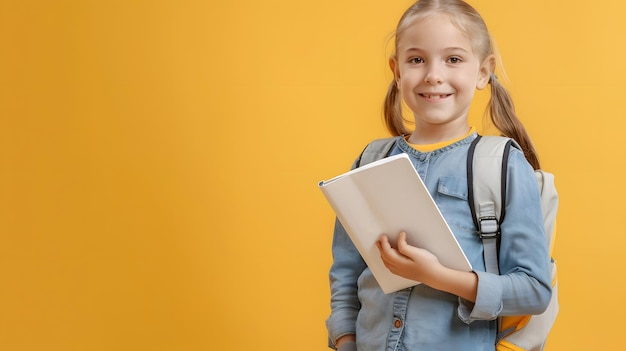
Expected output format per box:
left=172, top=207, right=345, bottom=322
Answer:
left=394, top=319, right=402, bottom=328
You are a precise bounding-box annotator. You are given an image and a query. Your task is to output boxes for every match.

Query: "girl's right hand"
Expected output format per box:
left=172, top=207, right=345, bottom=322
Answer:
left=376, top=232, right=442, bottom=284
left=377, top=232, right=478, bottom=302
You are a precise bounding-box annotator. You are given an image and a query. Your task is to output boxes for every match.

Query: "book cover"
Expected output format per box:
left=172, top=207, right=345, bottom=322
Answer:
left=319, top=153, right=472, bottom=294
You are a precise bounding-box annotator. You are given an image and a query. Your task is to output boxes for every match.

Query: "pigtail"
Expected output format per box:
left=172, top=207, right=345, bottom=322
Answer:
left=489, top=75, right=541, bottom=170
left=383, top=79, right=410, bottom=136
left=387, top=0, right=540, bottom=169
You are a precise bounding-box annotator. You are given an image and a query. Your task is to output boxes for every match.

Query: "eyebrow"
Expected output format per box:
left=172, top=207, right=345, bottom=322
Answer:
left=402, top=46, right=471, bottom=54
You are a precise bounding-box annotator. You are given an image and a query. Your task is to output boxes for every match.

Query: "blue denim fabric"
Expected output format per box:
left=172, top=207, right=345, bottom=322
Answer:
left=326, top=133, right=552, bottom=351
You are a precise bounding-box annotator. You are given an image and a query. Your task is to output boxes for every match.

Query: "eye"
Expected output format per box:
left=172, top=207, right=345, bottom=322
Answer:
left=447, top=56, right=462, bottom=64
left=409, top=57, right=424, bottom=64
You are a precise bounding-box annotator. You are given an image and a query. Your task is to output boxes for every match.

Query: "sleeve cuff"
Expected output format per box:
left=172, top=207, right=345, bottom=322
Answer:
left=326, top=309, right=359, bottom=348
left=457, top=271, right=502, bottom=324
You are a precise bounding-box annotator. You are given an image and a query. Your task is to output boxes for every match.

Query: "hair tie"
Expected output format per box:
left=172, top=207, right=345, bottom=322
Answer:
left=490, top=73, right=498, bottom=84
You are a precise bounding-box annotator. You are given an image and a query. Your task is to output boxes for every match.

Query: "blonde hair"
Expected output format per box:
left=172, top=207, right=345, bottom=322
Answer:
left=383, top=0, right=540, bottom=169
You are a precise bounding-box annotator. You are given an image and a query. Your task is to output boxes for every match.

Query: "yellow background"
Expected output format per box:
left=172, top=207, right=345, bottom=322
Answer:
left=0, top=0, right=623, bottom=350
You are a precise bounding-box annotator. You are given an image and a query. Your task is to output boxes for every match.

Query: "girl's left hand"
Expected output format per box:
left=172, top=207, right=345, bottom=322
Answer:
left=376, top=231, right=443, bottom=285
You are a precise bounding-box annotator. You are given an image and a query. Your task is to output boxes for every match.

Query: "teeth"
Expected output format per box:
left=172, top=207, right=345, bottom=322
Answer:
left=424, top=94, right=446, bottom=99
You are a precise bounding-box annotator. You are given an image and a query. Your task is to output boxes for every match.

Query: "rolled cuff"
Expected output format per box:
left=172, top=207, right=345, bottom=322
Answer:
left=326, top=308, right=359, bottom=349
left=457, top=270, right=502, bottom=324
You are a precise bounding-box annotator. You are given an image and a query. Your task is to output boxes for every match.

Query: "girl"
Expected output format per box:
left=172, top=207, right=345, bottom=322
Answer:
left=326, top=1, right=551, bottom=350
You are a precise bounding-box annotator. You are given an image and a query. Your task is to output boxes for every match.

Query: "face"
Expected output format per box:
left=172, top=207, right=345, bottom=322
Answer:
left=391, top=14, right=492, bottom=140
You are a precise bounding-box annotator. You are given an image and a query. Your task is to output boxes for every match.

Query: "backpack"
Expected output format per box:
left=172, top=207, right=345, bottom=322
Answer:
left=357, top=135, right=559, bottom=351
left=468, top=135, right=559, bottom=351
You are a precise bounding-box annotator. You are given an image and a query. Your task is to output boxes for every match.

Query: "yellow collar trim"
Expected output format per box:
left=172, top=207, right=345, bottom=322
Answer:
left=407, top=127, right=476, bottom=152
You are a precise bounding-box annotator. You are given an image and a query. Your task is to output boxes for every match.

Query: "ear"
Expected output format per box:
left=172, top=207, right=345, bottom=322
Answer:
left=476, top=55, right=496, bottom=90
left=389, top=56, right=400, bottom=86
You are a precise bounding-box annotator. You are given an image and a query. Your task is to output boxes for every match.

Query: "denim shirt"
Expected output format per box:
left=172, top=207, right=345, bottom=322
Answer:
left=326, top=134, right=552, bottom=351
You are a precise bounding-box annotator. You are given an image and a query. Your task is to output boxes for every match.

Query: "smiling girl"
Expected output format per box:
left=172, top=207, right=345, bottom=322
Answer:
left=326, top=1, right=551, bottom=350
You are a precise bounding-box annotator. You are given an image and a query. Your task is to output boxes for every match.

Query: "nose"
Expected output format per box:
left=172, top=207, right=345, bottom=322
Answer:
left=424, top=64, right=444, bottom=85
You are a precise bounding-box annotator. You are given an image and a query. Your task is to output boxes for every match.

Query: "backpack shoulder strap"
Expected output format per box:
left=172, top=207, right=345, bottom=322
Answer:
left=355, top=137, right=399, bottom=168
left=467, top=135, right=518, bottom=274
left=469, top=137, right=560, bottom=349
left=535, top=170, right=559, bottom=254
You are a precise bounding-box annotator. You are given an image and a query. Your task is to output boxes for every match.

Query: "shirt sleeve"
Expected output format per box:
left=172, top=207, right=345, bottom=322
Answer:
left=457, top=149, right=552, bottom=323
left=326, top=218, right=367, bottom=347
left=325, top=157, right=368, bottom=348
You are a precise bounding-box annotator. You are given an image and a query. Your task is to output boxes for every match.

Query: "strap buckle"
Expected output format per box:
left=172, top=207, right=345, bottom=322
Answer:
left=478, top=216, right=500, bottom=239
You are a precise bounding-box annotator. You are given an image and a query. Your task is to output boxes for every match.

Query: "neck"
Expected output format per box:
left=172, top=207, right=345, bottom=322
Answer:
left=407, top=124, right=471, bottom=145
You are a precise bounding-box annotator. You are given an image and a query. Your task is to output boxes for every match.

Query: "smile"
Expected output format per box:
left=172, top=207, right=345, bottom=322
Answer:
left=420, top=93, right=452, bottom=100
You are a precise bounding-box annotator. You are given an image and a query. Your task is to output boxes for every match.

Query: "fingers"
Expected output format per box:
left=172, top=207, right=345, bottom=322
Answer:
left=397, top=231, right=407, bottom=247
left=377, top=234, right=395, bottom=258
left=397, top=231, right=412, bottom=255
left=377, top=233, right=409, bottom=261
left=377, top=234, right=390, bottom=250
left=377, top=232, right=417, bottom=280
left=377, top=232, right=408, bottom=252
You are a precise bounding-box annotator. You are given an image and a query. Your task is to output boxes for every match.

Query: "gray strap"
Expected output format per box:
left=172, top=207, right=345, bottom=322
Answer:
left=483, top=238, right=499, bottom=274
left=471, top=136, right=518, bottom=275
left=479, top=202, right=500, bottom=274
left=357, top=137, right=399, bottom=167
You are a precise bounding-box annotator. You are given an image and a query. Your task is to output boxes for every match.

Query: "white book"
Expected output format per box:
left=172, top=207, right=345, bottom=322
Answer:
left=319, top=153, right=472, bottom=294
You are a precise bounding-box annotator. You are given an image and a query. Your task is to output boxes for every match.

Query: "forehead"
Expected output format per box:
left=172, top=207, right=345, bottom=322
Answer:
left=397, top=14, right=475, bottom=55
